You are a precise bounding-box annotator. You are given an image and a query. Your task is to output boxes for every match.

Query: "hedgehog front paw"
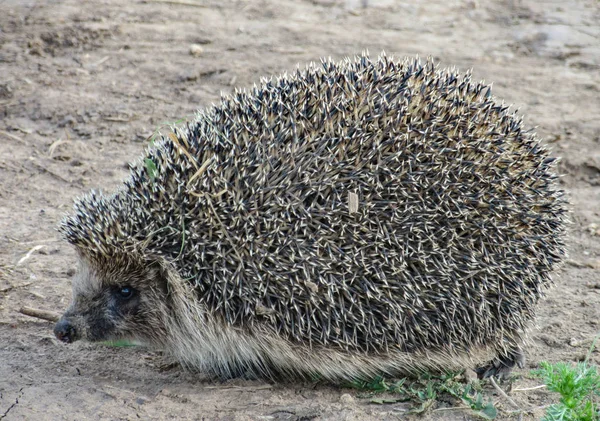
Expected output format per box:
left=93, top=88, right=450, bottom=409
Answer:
left=475, top=348, right=525, bottom=380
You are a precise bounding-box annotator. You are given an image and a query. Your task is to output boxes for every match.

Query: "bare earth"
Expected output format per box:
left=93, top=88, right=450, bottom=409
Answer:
left=1, top=0, right=599, bottom=419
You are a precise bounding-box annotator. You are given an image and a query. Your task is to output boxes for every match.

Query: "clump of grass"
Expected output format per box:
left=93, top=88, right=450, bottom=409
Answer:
left=348, top=372, right=497, bottom=419
left=533, top=361, right=600, bottom=421
left=533, top=335, right=600, bottom=421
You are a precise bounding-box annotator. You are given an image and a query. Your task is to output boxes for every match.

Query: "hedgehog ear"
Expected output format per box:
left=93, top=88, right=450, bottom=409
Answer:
left=148, top=260, right=171, bottom=295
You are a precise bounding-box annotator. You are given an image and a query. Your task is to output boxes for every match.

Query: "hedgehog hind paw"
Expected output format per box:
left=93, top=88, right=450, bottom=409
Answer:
left=475, top=348, right=525, bottom=380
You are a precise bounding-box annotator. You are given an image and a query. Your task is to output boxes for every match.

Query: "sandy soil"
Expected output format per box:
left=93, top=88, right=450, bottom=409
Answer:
left=1, top=0, right=599, bottom=419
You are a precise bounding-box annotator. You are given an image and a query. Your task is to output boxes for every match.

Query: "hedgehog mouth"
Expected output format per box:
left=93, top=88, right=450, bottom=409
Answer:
left=54, top=312, right=121, bottom=344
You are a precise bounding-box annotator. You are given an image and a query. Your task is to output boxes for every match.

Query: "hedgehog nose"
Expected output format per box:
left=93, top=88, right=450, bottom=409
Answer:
left=54, top=319, right=76, bottom=344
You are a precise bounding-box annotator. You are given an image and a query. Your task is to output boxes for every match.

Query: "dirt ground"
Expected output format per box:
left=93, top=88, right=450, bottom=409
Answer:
left=1, top=0, right=599, bottom=419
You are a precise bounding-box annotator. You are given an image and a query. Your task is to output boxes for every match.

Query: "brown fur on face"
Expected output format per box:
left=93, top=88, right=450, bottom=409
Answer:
left=55, top=253, right=171, bottom=346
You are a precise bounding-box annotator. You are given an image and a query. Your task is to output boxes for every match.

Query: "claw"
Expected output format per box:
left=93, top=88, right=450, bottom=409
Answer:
left=475, top=348, right=525, bottom=380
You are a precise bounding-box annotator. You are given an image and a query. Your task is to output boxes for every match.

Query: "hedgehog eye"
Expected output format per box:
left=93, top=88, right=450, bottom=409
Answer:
left=118, top=286, right=134, bottom=299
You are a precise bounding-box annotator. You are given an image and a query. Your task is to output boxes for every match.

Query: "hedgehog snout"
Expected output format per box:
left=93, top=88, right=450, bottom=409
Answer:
left=54, top=318, right=78, bottom=344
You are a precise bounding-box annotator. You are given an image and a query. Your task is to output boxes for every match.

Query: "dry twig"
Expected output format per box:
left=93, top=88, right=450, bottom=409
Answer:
left=0, top=130, right=26, bottom=144
left=19, top=306, right=60, bottom=322
left=490, top=377, right=521, bottom=410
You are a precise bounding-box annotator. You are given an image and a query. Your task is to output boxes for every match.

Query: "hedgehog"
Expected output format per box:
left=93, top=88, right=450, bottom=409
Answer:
left=53, top=54, right=567, bottom=382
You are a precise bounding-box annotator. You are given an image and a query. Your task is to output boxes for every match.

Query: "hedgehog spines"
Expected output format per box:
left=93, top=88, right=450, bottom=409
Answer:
left=60, top=54, right=567, bottom=371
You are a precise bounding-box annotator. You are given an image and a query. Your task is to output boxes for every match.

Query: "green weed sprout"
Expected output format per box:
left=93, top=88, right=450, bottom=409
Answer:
left=534, top=336, right=600, bottom=421
left=348, top=372, right=497, bottom=419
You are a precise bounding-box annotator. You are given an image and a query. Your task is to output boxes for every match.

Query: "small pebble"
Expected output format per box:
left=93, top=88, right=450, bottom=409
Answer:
left=339, top=393, right=354, bottom=406
left=136, top=396, right=149, bottom=405
left=189, top=44, right=204, bottom=57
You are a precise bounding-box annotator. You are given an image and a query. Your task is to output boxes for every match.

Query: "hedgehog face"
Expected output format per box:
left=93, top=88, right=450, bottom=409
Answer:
left=54, top=254, right=170, bottom=346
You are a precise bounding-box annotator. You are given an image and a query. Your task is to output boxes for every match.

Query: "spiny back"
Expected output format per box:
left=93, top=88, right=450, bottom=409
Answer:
left=60, top=55, right=567, bottom=354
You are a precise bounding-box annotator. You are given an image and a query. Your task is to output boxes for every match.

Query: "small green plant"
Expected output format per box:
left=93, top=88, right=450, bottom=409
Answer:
left=533, top=361, right=600, bottom=421
left=444, top=381, right=498, bottom=419
left=348, top=372, right=497, bottom=419
left=144, top=158, right=158, bottom=181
